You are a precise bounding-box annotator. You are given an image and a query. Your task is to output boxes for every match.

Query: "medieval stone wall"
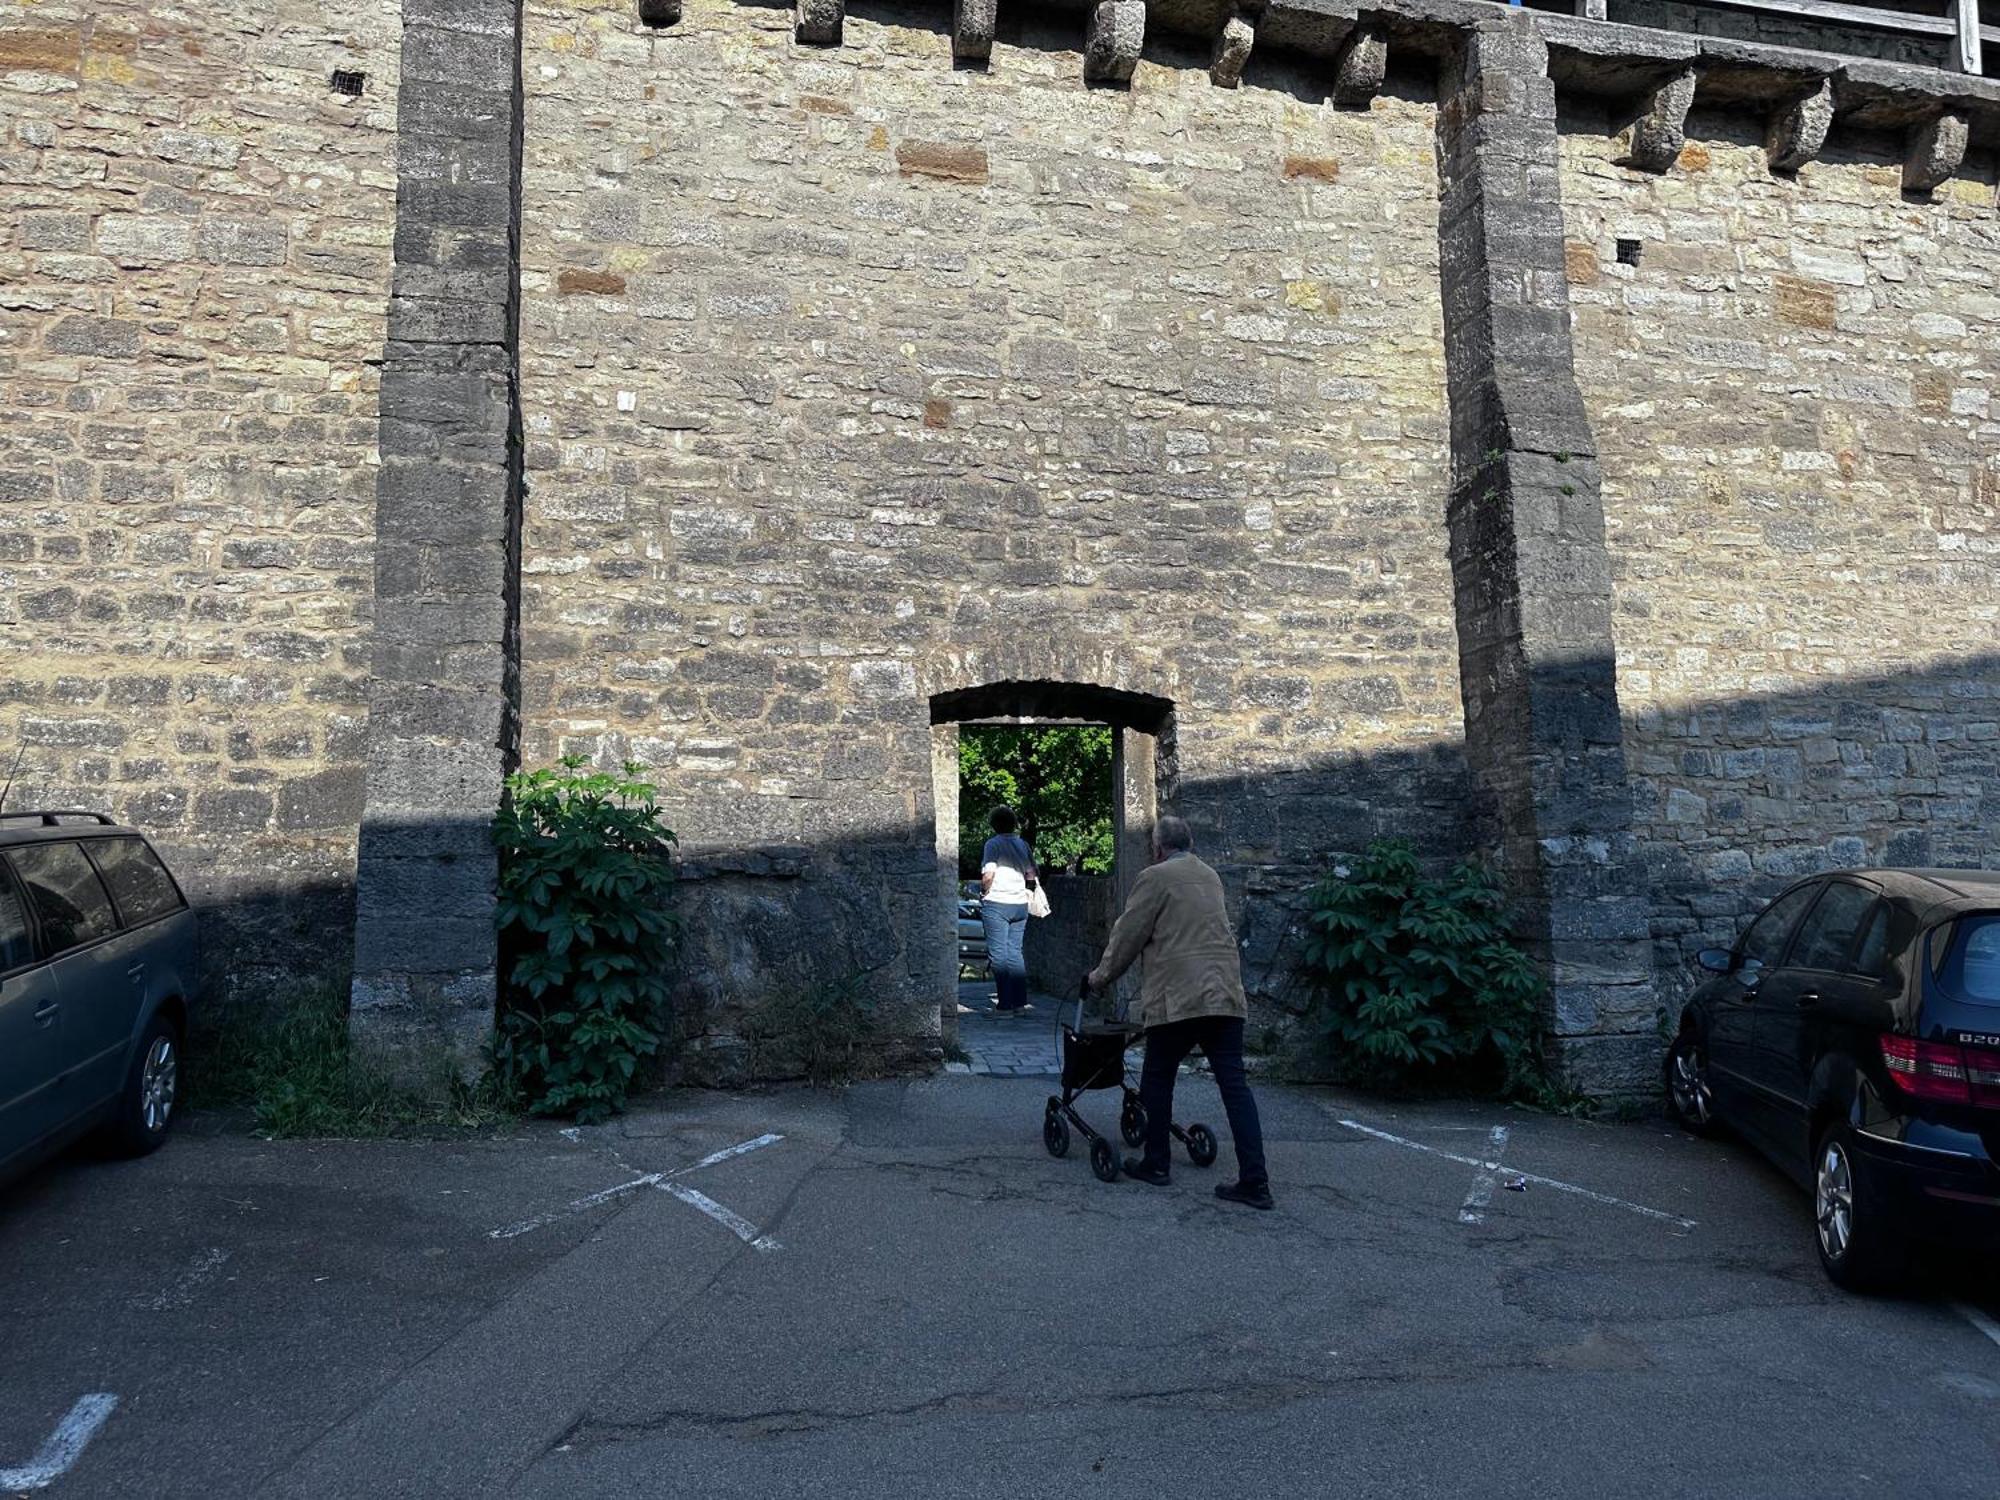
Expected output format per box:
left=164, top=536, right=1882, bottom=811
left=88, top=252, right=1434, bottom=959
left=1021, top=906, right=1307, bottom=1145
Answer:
left=513, top=0, right=1467, bottom=1065
left=1560, top=107, right=2000, bottom=999
left=0, top=3, right=400, bottom=1002
left=8, top=0, right=2000, bottom=1093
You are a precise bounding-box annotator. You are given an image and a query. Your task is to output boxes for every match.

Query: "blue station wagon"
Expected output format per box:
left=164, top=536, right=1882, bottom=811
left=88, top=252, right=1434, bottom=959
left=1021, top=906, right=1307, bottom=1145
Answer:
left=0, top=812, right=198, bottom=1184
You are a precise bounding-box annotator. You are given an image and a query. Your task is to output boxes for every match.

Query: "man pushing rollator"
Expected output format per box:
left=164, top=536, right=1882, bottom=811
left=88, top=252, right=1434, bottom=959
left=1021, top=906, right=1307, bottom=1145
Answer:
left=1085, top=815, right=1273, bottom=1210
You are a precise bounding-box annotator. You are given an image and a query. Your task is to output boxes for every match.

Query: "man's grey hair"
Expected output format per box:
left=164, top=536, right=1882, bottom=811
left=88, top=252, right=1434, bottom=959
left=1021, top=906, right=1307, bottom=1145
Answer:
left=1153, top=815, right=1194, bottom=854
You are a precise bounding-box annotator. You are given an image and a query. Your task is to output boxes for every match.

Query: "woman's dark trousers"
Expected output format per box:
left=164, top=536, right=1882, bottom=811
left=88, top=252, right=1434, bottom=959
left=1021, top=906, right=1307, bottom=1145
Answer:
left=1138, top=1016, right=1267, bottom=1187
left=980, top=901, right=1030, bottom=1009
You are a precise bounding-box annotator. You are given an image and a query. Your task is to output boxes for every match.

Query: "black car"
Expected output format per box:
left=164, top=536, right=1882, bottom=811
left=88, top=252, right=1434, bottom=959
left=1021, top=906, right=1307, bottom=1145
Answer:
left=1666, top=867, right=2000, bottom=1289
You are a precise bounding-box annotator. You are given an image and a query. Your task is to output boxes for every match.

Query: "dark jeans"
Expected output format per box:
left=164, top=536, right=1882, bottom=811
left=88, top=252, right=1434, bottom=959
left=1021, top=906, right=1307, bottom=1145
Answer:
left=980, top=900, right=1029, bottom=1009
left=1139, top=1016, right=1267, bottom=1188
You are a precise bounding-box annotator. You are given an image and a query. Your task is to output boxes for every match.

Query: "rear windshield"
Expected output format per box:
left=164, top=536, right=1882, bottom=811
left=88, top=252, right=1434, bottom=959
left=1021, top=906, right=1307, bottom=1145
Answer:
left=1929, top=916, right=2000, bottom=1008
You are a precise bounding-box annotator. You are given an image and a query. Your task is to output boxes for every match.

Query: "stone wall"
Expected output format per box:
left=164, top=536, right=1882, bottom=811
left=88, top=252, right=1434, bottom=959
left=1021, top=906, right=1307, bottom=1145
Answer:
left=1023, top=874, right=1115, bottom=999
left=1560, top=106, right=2000, bottom=1003
left=513, top=0, right=1467, bottom=1071
left=8, top=0, right=2000, bottom=1093
left=0, top=3, right=400, bottom=1003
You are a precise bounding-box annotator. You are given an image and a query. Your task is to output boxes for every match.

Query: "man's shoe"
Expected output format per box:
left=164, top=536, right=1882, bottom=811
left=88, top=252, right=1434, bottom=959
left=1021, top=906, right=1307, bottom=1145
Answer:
left=1122, top=1157, right=1172, bottom=1186
left=1215, top=1180, right=1275, bottom=1211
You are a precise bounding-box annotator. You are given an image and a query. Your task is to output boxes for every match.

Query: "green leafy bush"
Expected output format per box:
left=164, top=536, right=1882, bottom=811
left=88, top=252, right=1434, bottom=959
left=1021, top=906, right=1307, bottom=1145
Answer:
left=493, top=757, right=678, bottom=1123
left=1299, top=839, right=1549, bottom=1097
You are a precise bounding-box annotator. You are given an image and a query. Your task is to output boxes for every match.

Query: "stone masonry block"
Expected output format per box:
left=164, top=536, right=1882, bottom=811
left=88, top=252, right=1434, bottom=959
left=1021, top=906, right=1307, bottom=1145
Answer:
left=198, top=218, right=289, bottom=266
left=1764, top=79, right=1833, bottom=175
left=1332, top=21, right=1388, bottom=108
left=795, top=0, right=843, bottom=46
left=1903, top=110, right=1968, bottom=195
left=952, top=0, right=995, bottom=62
left=1210, top=11, right=1254, bottom=90
left=1084, top=0, right=1144, bottom=86
left=1613, top=67, right=1696, bottom=174
left=45, top=315, right=141, bottom=359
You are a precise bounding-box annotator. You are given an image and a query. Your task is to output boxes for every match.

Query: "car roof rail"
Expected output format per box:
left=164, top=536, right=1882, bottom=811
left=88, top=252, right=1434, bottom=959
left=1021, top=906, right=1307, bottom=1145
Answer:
left=0, top=810, right=118, bottom=827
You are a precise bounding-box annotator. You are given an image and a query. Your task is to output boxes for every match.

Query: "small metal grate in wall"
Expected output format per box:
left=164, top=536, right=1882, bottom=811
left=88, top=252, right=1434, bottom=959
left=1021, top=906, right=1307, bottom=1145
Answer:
left=330, top=69, right=366, bottom=98
left=1615, top=238, right=1643, bottom=267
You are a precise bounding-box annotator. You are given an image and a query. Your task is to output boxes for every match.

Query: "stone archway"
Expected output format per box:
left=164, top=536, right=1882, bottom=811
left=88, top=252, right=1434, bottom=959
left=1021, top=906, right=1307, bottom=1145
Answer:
left=926, top=681, right=1176, bottom=1053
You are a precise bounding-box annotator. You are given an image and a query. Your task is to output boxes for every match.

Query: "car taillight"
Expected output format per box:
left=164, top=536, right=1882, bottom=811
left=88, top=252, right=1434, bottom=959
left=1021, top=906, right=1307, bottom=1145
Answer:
left=1881, top=1035, right=2000, bottom=1108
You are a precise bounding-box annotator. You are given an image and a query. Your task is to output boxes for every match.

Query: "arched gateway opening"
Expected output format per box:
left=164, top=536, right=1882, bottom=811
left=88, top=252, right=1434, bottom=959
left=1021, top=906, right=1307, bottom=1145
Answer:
left=926, top=682, right=1177, bottom=1063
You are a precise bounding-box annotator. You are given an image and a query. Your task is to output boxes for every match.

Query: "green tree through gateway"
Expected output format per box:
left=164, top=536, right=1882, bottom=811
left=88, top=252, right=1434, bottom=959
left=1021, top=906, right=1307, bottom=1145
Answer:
left=957, top=725, right=1115, bottom=879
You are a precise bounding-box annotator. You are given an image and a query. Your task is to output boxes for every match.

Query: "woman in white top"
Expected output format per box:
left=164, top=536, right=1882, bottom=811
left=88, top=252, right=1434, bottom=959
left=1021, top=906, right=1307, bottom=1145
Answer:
left=979, top=806, right=1039, bottom=1011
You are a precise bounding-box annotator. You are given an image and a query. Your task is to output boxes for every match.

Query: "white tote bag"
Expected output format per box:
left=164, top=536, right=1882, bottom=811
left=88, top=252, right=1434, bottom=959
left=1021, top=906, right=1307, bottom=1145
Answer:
left=1026, top=882, right=1052, bottom=920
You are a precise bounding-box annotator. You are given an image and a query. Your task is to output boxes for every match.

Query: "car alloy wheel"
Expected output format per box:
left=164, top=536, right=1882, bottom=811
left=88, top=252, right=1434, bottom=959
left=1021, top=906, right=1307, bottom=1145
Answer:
left=141, top=1034, right=177, bottom=1135
left=1815, top=1138, right=1854, bottom=1264
left=1668, top=1038, right=1713, bottom=1129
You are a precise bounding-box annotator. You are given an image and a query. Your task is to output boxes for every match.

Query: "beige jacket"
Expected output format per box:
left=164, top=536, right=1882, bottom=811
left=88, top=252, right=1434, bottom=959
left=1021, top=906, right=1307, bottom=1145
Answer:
left=1095, top=853, right=1248, bottom=1029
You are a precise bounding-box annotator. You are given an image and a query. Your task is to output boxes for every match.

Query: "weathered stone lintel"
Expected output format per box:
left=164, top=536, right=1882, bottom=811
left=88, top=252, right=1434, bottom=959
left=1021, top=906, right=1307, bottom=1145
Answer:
left=796, top=0, right=843, bottom=46
left=1904, top=108, right=1969, bottom=194
left=1331, top=20, right=1388, bottom=108
left=1253, top=3, right=2000, bottom=169
left=1211, top=9, right=1256, bottom=90
left=953, top=0, right=996, bottom=63
left=1764, top=78, right=1834, bottom=174
left=1612, top=65, right=1696, bottom=173
left=1084, top=0, right=1145, bottom=86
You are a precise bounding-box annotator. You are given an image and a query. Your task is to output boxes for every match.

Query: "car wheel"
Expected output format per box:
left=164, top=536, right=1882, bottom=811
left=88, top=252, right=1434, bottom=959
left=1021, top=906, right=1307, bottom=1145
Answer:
left=1664, top=1031, right=1719, bottom=1136
left=104, top=1012, right=181, bottom=1159
left=1812, top=1122, right=1904, bottom=1293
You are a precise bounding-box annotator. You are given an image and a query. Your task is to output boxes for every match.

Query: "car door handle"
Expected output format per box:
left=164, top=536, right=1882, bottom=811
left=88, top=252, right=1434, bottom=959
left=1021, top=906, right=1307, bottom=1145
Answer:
left=127, top=963, right=146, bottom=981
left=33, top=1002, right=59, bottom=1026
left=1795, top=991, right=1821, bottom=1010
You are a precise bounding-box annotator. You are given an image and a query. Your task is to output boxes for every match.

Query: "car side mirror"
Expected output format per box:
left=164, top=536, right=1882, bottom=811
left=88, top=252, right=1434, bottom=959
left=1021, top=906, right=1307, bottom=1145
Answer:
left=1696, top=948, right=1734, bottom=975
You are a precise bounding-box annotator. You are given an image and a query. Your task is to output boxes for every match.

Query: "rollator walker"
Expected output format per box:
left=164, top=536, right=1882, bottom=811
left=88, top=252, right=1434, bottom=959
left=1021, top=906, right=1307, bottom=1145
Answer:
left=1041, top=977, right=1218, bottom=1183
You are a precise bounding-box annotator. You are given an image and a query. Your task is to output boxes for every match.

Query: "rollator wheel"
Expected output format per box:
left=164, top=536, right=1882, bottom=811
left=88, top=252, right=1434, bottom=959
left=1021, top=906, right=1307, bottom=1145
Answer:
left=1185, top=1123, right=1219, bottom=1168
left=1043, top=1107, right=1071, bottom=1159
left=1089, top=1137, right=1120, bottom=1183
left=1119, top=1100, right=1147, bottom=1148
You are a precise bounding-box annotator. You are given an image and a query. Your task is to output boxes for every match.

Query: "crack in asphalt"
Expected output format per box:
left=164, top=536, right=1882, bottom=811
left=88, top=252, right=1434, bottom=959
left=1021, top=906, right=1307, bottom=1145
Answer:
left=549, top=1350, right=1660, bottom=1452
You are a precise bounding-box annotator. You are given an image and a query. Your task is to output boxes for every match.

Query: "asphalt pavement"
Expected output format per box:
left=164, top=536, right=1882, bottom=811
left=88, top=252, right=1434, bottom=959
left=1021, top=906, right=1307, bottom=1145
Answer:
left=3, top=1076, right=1998, bottom=1498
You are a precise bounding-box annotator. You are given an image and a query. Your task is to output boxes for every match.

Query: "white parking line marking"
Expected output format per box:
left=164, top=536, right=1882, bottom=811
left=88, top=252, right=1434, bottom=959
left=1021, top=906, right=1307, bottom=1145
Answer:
left=134, top=1248, right=231, bottom=1312
left=1458, top=1126, right=1510, bottom=1225
left=1335, top=1117, right=1698, bottom=1231
left=0, top=1394, right=118, bottom=1492
left=1953, top=1302, right=2000, bottom=1351
left=682, top=1132, right=784, bottom=1173
left=488, top=1134, right=786, bottom=1245
left=489, top=1175, right=663, bottom=1240
left=660, top=1183, right=783, bottom=1252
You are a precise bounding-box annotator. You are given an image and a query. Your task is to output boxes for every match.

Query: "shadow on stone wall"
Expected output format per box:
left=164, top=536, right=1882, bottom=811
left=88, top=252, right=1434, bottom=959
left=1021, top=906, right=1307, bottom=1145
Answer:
left=184, top=876, right=357, bottom=1032
left=1023, top=873, right=1116, bottom=998
left=154, top=650, right=1999, bottom=1083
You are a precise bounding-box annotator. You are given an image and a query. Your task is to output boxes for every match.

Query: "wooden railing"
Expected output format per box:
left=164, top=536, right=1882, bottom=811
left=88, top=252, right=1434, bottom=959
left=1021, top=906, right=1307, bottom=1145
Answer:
left=1567, top=0, right=1988, bottom=74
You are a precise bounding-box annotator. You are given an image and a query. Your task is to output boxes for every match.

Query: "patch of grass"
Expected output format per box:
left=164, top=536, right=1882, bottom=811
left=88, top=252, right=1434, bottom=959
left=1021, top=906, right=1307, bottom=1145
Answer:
left=741, top=974, right=886, bottom=1089
left=186, top=984, right=518, bottom=1139
left=942, top=1041, right=972, bottom=1066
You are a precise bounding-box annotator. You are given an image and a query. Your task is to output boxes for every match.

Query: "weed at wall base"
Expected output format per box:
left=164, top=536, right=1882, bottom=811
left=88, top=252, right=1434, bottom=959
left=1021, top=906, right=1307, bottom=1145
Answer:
left=185, top=984, right=518, bottom=1138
